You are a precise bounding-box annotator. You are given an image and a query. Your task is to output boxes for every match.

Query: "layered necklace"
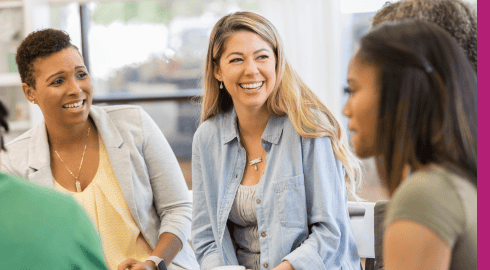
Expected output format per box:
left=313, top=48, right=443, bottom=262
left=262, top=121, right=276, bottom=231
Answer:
left=54, top=127, right=91, bottom=192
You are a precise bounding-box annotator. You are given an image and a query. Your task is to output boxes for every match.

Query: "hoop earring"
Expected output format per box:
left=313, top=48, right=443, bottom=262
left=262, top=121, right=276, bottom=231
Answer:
left=220, top=82, right=223, bottom=89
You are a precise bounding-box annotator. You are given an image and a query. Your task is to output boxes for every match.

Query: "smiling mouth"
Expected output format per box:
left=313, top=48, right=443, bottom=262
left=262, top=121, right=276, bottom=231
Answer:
left=63, top=100, right=85, bottom=110
left=239, top=82, right=264, bottom=91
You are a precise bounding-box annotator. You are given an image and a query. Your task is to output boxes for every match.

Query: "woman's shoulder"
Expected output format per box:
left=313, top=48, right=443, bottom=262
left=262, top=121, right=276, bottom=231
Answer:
left=398, top=165, right=475, bottom=198
left=95, top=104, right=144, bottom=119
left=0, top=123, right=43, bottom=175
left=385, top=165, right=476, bottom=248
left=193, top=112, right=226, bottom=142
left=92, top=104, right=151, bottom=131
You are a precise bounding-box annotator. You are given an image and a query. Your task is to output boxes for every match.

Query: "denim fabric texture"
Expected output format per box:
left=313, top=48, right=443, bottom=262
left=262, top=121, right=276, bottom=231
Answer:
left=191, top=108, right=361, bottom=270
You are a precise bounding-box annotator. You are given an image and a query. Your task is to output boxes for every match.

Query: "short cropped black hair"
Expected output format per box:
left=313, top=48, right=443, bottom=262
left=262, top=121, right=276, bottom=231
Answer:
left=16, top=28, right=79, bottom=88
left=0, top=101, right=9, bottom=151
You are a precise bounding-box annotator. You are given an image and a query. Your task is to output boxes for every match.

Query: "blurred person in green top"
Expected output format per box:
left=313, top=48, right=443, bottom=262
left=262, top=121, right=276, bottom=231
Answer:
left=0, top=100, right=107, bottom=269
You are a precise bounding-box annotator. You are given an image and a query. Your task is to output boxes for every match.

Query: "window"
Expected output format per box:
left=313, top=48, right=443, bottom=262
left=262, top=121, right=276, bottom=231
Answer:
left=48, top=0, right=261, bottom=188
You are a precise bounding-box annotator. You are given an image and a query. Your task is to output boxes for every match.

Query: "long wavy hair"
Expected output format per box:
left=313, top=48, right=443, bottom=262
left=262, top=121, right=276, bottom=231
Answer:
left=201, top=11, right=363, bottom=199
left=359, top=20, right=477, bottom=195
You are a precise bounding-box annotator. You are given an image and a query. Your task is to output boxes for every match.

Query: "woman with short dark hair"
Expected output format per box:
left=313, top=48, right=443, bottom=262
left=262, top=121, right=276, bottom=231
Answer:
left=1, top=29, right=198, bottom=270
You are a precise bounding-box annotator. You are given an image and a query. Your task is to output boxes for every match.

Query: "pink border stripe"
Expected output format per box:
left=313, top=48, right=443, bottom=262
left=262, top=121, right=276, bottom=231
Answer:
left=478, top=1, right=485, bottom=268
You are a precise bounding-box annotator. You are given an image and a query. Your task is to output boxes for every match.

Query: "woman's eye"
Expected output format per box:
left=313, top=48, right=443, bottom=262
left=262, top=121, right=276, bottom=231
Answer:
left=52, top=78, right=64, bottom=85
left=257, top=55, right=269, bottom=60
left=344, top=87, right=354, bottom=95
left=230, top=58, right=243, bottom=63
left=77, top=72, right=88, bottom=79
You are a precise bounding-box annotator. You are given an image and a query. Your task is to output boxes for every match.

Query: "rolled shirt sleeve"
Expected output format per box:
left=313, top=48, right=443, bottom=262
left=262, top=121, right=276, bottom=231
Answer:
left=139, top=108, right=192, bottom=245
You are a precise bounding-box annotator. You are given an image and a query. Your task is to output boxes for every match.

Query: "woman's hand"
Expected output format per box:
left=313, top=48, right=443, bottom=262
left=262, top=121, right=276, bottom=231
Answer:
left=272, top=260, right=295, bottom=270
left=117, top=258, right=156, bottom=270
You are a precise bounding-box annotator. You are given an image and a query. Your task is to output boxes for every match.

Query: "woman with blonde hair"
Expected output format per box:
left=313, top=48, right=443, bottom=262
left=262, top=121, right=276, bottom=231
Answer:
left=192, top=11, right=363, bottom=270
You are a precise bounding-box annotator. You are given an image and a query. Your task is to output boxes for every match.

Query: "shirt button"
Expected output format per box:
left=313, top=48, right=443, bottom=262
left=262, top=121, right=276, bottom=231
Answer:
left=263, top=263, right=269, bottom=268
left=261, top=232, right=266, bottom=237
left=256, top=199, right=261, bottom=204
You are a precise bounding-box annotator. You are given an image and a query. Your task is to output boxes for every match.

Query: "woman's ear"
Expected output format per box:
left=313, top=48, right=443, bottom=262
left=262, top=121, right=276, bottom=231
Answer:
left=22, top=83, right=36, bottom=104
left=214, top=65, right=223, bottom=82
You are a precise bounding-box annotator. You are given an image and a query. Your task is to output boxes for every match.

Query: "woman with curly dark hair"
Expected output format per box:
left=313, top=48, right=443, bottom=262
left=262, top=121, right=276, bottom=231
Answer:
left=372, top=0, right=477, bottom=72
left=1, top=29, right=198, bottom=270
left=344, top=20, right=476, bottom=269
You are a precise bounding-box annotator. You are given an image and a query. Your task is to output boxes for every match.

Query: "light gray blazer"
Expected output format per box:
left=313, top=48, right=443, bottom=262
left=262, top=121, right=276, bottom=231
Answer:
left=0, top=105, right=199, bottom=270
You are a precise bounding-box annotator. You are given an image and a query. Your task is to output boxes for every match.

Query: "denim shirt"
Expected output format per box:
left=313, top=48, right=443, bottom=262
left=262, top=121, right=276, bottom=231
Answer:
left=191, top=108, right=361, bottom=270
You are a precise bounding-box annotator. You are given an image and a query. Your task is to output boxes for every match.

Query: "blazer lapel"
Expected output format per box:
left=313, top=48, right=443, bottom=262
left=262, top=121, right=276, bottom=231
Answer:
left=90, top=106, right=139, bottom=226
left=27, top=121, right=54, bottom=187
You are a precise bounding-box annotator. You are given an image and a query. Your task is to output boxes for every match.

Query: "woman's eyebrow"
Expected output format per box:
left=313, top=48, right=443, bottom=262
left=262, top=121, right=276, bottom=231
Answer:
left=225, top=48, right=270, bottom=59
left=254, top=48, right=269, bottom=54
left=46, top=71, right=64, bottom=82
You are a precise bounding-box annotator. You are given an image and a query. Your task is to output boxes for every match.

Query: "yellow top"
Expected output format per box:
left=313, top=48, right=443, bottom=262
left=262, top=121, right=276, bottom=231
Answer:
left=54, top=135, right=153, bottom=270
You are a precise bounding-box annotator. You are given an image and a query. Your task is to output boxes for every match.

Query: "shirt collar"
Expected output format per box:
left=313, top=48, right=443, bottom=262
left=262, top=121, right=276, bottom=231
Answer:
left=221, top=107, right=285, bottom=145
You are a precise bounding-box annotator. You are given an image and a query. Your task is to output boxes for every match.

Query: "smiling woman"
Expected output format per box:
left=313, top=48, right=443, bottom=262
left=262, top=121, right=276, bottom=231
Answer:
left=213, top=31, right=276, bottom=116
left=192, top=11, right=363, bottom=270
left=1, top=29, right=199, bottom=270
left=23, top=47, right=93, bottom=131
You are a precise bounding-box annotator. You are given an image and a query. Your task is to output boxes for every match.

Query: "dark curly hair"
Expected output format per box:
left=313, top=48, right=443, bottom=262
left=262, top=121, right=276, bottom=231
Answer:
left=16, top=28, right=80, bottom=88
left=0, top=101, right=9, bottom=151
left=372, top=0, right=477, bottom=72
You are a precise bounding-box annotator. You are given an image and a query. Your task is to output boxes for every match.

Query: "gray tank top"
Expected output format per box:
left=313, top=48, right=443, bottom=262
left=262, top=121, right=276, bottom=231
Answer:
left=228, top=184, right=260, bottom=270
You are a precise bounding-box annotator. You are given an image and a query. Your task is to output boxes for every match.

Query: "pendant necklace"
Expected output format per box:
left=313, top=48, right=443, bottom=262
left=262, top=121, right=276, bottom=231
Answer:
left=54, top=127, right=91, bottom=192
left=248, top=147, right=266, bottom=170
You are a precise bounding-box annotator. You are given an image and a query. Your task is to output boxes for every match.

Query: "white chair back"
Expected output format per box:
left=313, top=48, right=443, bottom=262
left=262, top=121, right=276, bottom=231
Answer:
left=348, top=201, right=375, bottom=258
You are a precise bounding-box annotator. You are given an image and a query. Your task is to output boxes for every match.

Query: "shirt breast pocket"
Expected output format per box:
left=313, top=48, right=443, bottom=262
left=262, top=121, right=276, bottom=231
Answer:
left=274, top=174, right=307, bottom=228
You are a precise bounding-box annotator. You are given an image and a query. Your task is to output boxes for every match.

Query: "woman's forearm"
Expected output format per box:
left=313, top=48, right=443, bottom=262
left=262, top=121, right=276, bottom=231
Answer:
left=150, top=232, right=183, bottom=267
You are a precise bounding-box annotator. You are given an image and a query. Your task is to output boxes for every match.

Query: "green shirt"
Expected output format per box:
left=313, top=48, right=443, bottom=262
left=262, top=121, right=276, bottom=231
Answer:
left=0, top=173, right=107, bottom=269
left=385, top=165, right=477, bottom=269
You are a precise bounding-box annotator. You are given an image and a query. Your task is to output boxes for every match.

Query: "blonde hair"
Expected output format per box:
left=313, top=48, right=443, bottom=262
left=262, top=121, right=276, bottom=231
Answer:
left=201, top=11, right=363, bottom=199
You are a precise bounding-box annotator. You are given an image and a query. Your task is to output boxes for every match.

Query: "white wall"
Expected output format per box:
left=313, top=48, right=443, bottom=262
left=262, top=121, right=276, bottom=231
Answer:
left=257, top=0, right=343, bottom=119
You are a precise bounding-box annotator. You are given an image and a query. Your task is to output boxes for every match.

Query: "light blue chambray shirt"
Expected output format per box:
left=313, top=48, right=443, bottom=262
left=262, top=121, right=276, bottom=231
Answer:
left=191, top=108, right=361, bottom=270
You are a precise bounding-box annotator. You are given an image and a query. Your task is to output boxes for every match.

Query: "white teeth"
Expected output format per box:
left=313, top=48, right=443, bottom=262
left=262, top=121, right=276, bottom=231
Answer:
left=240, top=82, right=264, bottom=90
left=63, top=101, right=84, bottom=110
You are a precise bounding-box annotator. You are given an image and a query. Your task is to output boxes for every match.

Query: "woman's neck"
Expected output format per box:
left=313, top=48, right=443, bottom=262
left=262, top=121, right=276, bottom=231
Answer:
left=46, top=119, right=94, bottom=151
left=235, top=105, right=271, bottom=140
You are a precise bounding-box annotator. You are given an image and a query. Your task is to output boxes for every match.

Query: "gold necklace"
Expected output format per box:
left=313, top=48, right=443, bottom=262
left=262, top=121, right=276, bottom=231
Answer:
left=54, top=127, right=91, bottom=192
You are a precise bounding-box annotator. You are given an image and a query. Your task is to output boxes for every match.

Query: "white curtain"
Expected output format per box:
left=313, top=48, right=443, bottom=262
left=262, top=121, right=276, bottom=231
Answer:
left=257, top=0, right=343, bottom=119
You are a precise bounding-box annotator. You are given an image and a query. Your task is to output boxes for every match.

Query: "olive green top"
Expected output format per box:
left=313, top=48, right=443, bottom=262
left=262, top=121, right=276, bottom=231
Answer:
left=385, top=165, right=477, bottom=269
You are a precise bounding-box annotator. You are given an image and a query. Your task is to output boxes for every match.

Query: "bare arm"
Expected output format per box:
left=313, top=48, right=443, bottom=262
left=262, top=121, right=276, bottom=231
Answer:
left=117, top=232, right=183, bottom=270
left=384, top=220, right=451, bottom=270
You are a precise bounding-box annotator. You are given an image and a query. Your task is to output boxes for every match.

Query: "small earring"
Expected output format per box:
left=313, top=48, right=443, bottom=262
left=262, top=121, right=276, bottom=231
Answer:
left=31, top=101, right=35, bottom=104
left=219, top=82, right=223, bottom=89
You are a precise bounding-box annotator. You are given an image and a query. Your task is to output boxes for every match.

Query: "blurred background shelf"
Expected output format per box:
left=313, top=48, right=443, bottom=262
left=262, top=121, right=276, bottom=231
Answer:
left=0, top=73, right=22, bottom=87
left=0, top=1, right=23, bottom=9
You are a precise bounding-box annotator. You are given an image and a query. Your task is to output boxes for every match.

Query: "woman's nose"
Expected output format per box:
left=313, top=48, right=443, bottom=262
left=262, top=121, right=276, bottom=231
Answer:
left=343, top=99, right=351, bottom=117
left=67, top=78, right=83, bottom=95
left=244, top=60, right=259, bottom=75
